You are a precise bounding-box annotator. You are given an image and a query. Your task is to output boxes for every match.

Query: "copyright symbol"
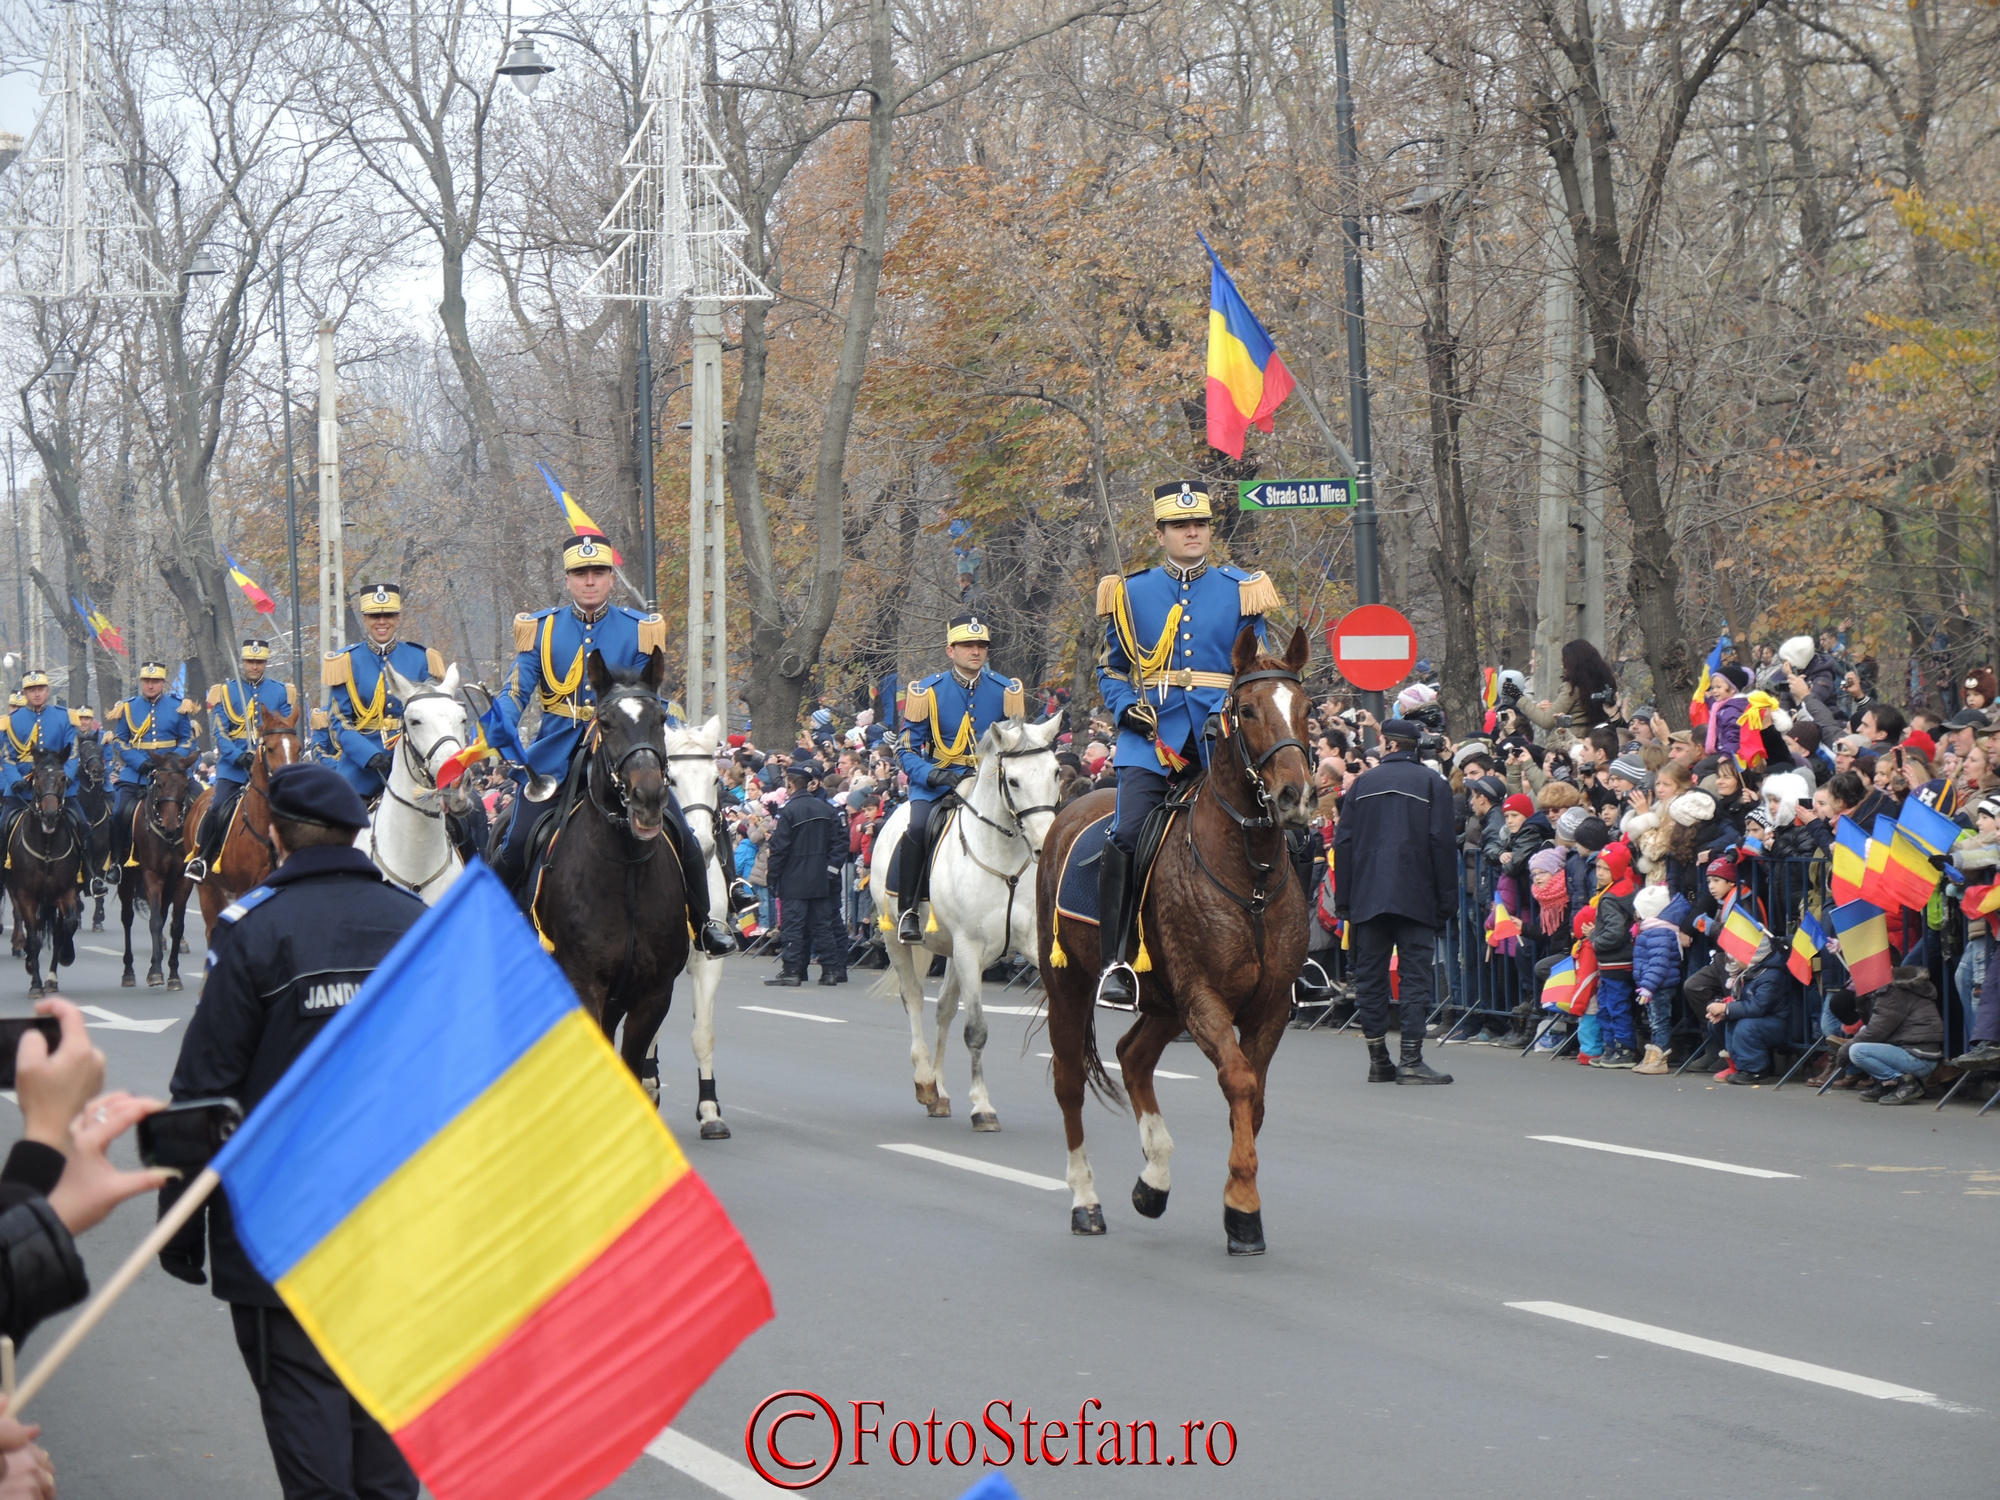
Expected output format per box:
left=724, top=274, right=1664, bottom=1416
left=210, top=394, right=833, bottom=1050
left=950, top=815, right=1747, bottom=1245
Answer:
left=744, top=1389, right=841, bottom=1489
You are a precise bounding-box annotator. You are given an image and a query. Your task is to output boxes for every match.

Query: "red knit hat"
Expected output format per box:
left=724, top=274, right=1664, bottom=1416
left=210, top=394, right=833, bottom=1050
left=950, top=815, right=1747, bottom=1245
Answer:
left=1706, top=855, right=1739, bottom=882
left=1903, top=729, right=1937, bottom=763
left=1597, top=842, right=1633, bottom=881
left=1503, top=793, right=1535, bottom=818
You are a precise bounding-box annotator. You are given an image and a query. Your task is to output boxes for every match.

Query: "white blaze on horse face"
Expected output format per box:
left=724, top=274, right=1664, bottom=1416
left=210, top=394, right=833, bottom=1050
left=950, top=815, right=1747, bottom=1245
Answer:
left=1138, top=1111, right=1174, bottom=1192
left=617, top=697, right=645, bottom=725
left=1268, top=682, right=1299, bottom=737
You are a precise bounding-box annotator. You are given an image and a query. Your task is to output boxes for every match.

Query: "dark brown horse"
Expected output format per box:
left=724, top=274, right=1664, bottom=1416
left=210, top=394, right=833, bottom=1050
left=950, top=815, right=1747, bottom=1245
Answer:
left=1038, top=626, right=1314, bottom=1255
left=120, top=751, right=196, bottom=990
left=186, top=705, right=301, bottom=936
left=5, top=749, right=86, bottom=998
left=534, top=650, right=689, bottom=1090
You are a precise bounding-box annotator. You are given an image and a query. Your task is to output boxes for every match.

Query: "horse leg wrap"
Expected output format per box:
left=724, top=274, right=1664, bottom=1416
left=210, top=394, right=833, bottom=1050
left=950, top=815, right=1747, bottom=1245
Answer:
left=697, top=1076, right=718, bottom=1106
left=1224, top=1205, right=1266, bottom=1256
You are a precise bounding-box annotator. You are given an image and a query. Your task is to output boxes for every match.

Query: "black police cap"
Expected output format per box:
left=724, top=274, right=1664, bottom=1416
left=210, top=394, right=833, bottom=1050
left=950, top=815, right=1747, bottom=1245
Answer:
left=1380, top=718, right=1423, bottom=744
left=267, top=763, right=372, bottom=831
left=786, top=759, right=823, bottom=783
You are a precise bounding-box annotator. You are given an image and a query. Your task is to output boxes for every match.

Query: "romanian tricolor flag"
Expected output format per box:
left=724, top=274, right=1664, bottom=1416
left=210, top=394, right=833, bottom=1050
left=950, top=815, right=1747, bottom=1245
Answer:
left=210, top=865, right=771, bottom=1499
left=70, top=597, right=128, bottom=655
left=1197, top=232, right=1295, bottom=458
left=1859, top=815, right=1906, bottom=912
left=1880, top=825, right=1943, bottom=912
left=1896, top=796, right=1964, bottom=860
left=1831, top=817, right=1870, bottom=905
left=435, top=728, right=496, bottom=790
left=537, top=461, right=625, bottom=566
left=1787, top=910, right=1827, bottom=986
left=1830, top=898, right=1893, bottom=996
left=1963, top=883, right=2000, bottom=921
left=1540, top=956, right=1594, bottom=1015
left=1688, top=638, right=1725, bottom=729
left=1715, top=895, right=1768, bottom=966
left=225, top=550, right=278, bottom=615
left=1487, top=899, right=1522, bottom=949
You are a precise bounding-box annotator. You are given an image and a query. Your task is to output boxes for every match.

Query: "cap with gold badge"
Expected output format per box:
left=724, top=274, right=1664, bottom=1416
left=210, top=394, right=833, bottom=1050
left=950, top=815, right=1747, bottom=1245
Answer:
left=945, top=615, right=991, bottom=646
left=240, top=638, right=273, bottom=662
left=138, top=661, right=168, bottom=682
left=562, top=534, right=615, bottom=572
left=356, top=582, right=402, bottom=616
left=19, top=670, right=48, bottom=690
left=1152, top=481, right=1213, bottom=522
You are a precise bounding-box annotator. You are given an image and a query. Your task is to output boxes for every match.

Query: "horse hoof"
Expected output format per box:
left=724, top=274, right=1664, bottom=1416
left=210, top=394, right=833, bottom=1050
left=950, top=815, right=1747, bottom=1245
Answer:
left=26, top=985, right=41, bottom=1000
left=120, top=974, right=135, bottom=988
left=1224, top=1206, right=1266, bottom=1256
left=1132, top=1179, right=1169, bottom=1219
left=914, top=1079, right=939, bottom=1108
left=147, top=972, right=163, bottom=988
left=1071, top=1205, right=1107, bottom=1236
left=926, top=1098, right=952, bottom=1119
left=166, top=976, right=183, bottom=992
left=699, top=1118, right=732, bottom=1141
left=970, top=1111, right=1000, bottom=1132
left=91, top=921, right=102, bottom=933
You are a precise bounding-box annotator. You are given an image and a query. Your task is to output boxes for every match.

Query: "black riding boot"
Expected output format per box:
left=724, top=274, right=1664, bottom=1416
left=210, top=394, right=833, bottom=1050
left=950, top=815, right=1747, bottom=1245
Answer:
left=673, top=811, right=735, bottom=957
left=1365, top=1035, right=1399, bottom=1083
left=1094, top=842, right=1140, bottom=1010
left=186, top=791, right=234, bottom=882
left=895, top=834, right=924, bottom=944
left=710, top=816, right=757, bottom=918
left=70, top=808, right=103, bottom=894
left=1397, top=1036, right=1454, bottom=1085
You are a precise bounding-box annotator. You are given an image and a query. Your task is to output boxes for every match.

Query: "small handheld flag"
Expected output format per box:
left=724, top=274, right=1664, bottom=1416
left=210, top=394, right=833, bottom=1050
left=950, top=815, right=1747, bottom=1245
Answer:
left=225, top=551, right=278, bottom=615
left=1963, top=883, right=2000, bottom=921
left=1896, top=796, right=1964, bottom=860
left=1197, top=232, right=1296, bottom=459
left=1540, top=956, right=1593, bottom=1015
left=1689, top=637, right=1725, bottom=729
left=435, top=728, right=495, bottom=789
left=537, top=462, right=625, bottom=566
left=1787, top=910, right=1827, bottom=986
left=1487, top=899, right=1522, bottom=949
left=1831, top=817, right=1870, bottom=905
left=1715, top=895, right=1768, bottom=966
left=1830, top=899, right=1893, bottom=995
left=1881, top=825, right=1943, bottom=912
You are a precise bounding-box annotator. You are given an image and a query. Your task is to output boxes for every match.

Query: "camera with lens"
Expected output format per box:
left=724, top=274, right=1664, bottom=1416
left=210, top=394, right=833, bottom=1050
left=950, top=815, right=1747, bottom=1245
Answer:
left=1406, top=702, right=1445, bottom=733
left=1588, top=684, right=1618, bottom=708
left=1417, top=732, right=1447, bottom=759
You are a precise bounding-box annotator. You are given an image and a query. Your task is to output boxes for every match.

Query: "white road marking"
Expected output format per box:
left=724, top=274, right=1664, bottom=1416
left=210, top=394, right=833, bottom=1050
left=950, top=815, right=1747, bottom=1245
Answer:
left=76, top=1005, right=180, bottom=1035
left=737, top=1005, right=845, bottom=1024
left=1508, top=1301, right=1977, bottom=1412
left=645, top=1428, right=769, bottom=1499
left=80, top=944, right=125, bottom=959
left=924, top=995, right=1042, bottom=1017
left=1528, top=1135, right=1798, bottom=1180
left=1037, top=1051, right=1195, bottom=1080
left=879, top=1142, right=1067, bottom=1191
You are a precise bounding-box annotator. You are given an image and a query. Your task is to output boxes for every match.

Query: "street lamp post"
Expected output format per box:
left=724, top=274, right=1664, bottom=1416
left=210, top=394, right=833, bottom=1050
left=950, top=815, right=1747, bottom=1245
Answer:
left=272, top=241, right=305, bottom=678
left=1331, top=0, right=1379, bottom=618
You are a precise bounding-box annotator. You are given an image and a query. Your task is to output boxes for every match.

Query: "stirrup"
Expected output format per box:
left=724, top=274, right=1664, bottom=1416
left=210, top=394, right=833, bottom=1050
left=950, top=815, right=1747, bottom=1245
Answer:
left=696, top=919, right=737, bottom=957
left=183, top=856, right=208, bottom=884
left=1094, top=962, right=1139, bottom=1011
left=896, top=908, right=922, bottom=944
left=727, top=878, right=759, bottom=915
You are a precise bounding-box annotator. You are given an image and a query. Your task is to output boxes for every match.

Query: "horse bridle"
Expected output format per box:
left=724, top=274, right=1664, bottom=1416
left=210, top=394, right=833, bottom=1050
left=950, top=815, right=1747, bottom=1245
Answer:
left=1210, top=668, right=1311, bottom=832
left=665, top=749, right=727, bottom=870
left=586, top=688, right=666, bottom=836
left=950, top=742, right=1060, bottom=855
left=143, top=766, right=188, bottom=844
left=385, top=688, right=468, bottom=821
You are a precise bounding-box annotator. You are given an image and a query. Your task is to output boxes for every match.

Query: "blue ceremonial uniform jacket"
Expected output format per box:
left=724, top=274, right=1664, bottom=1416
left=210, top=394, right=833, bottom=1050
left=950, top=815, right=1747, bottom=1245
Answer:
left=499, top=604, right=667, bottom=778
left=105, top=691, right=200, bottom=788
left=1097, top=559, right=1279, bottom=770
left=899, top=666, right=1023, bottom=803
left=2, top=704, right=78, bottom=798
left=323, top=640, right=442, bottom=796
left=207, top=678, right=297, bottom=787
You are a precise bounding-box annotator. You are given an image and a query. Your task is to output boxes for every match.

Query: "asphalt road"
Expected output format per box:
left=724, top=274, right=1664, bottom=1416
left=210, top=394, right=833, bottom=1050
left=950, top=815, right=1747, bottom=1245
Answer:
left=11, top=924, right=2000, bottom=1499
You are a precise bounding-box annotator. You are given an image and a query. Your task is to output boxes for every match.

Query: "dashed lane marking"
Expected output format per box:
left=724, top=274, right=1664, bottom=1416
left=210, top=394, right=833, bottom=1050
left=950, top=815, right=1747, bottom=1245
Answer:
left=80, top=944, right=126, bottom=959
left=879, top=1142, right=1067, bottom=1192
left=645, top=1428, right=769, bottom=1499
left=1037, top=1051, right=1195, bottom=1081
left=1528, top=1135, right=1798, bottom=1180
left=737, top=1005, right=846, bottom=1024
left=1508, top=1301, right=1976, bottom=1412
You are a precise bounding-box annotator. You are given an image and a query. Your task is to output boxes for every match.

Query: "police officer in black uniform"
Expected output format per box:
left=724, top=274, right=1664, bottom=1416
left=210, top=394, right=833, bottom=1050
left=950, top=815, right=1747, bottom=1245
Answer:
left=765, top=760, right=846, bottom=987
left=157, top=763, right=425, bottom=1500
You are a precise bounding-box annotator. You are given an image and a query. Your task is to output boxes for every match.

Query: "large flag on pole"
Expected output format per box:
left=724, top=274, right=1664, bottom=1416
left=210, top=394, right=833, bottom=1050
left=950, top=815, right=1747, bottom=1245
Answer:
left=209, top=865, right=772, bottom=1499
left=536, top=462, right=625, bottom=566
left=225, top=551, right=278, bottom=615
left=1197, top=232, right=1295, bottom=458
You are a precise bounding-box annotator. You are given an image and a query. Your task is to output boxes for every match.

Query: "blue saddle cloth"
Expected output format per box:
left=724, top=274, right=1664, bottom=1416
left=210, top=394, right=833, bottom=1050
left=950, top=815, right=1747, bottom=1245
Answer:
left=1054, top=812, right=1114, bottom=926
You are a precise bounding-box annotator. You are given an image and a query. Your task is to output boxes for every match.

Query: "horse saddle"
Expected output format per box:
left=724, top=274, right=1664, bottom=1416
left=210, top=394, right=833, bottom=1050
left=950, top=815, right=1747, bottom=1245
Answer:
left=883, top=802, right=957, bottom=903
left=489, top=738, right=596, bottom=906
left=1053, top=787, right=1189, bottom=927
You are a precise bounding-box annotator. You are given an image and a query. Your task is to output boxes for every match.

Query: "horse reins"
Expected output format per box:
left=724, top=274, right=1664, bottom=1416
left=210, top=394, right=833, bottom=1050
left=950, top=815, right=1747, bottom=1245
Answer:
left=1187, top=667, right=1309, bottom=954
left=945, top=743, right=1059, bottom=947
left=369, top=695, right=470, bottom=893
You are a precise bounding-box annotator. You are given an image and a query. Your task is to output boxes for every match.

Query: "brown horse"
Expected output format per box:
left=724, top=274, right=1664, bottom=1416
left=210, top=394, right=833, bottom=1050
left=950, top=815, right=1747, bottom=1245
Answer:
left=119, top=751, right=197, bottom=989
left=186, top=705, right=301, bottom=935
left=1038, top=626, right=1314, bottom=1255
left=5, top=749, right=86, bottom=998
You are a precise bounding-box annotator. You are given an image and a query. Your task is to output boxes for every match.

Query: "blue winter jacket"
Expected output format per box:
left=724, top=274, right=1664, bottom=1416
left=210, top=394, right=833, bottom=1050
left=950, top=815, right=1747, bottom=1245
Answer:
left=1725, top=947, right=1791, bottom=1022
left=1633, top=894, right=1691, bottom=998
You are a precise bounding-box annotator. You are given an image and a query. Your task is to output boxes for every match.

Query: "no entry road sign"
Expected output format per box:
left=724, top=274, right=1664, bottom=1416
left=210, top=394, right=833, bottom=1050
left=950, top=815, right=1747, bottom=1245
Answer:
left=1326, top=604, right=1418, bottom=692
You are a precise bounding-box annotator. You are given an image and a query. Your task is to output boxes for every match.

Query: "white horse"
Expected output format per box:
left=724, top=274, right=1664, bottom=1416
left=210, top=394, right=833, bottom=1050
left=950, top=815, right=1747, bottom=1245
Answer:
left=660, top=715, right=739, bottom=1139
left=357, top=664, right=472, bottom=902
left=869, top=715, right=1063, bottom=1130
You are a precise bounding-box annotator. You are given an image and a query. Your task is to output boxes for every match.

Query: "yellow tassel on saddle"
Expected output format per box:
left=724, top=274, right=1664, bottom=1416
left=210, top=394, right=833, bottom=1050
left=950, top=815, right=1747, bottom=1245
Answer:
left=1133, top=929, right=1152, bottom=973
left=1047, top=932, right=1068, bottom=968
left=926, top=906, right=939, bottom=934
left=124, top=854, right=139, bottom=868
left=878, top=909, right=893, bottom=933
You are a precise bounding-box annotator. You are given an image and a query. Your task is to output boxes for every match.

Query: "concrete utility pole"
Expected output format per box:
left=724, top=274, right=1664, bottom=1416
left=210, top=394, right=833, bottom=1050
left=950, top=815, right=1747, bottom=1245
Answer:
left=316, top=320, right=343, bottom=661
left=1579, top=367, right=1607, bottom=649
left=1533, top=185, right=1575, bottom=688
left=685, top=299, right=726, bottom=722
left=26, top=477, right=42, bottom=665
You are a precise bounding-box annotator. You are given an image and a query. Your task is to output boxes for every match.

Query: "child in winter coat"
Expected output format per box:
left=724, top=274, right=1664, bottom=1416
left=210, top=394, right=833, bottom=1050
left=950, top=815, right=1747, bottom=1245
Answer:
left=1589, top=843, right=1642, bottom=1067
left=1631, top=884, right=1692, bottom=1074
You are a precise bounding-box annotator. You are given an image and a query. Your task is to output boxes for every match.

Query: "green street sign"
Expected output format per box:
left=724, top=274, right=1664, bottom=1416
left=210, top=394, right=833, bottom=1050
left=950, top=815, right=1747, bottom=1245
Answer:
left=1236, top=478, right=1355, bottom=511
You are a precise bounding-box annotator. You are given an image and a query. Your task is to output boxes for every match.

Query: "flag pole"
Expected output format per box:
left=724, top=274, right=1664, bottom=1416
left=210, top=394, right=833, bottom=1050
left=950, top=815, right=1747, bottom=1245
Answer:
left=10, top=1168, right=221, bottom=1415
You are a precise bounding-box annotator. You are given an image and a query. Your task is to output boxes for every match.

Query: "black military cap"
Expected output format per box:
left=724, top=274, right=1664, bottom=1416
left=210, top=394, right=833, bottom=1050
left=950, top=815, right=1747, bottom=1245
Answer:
left=1380, top=718, right=1423, bottom=744
left=786, top=759, right=823, bottom=783
left=267, top=763, right=371, bottom=831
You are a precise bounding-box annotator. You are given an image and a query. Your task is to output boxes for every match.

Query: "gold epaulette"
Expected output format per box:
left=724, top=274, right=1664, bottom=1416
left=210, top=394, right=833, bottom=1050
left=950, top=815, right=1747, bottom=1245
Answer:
left=321, top=652, right=351, bottom=695
left=178, top=697, right=198, bottom=716
left=104, top=701, right=126, bottom=727
left=65, top=708, right=82, bottom=728
left=206, top=683, right=226, bottom=709
left=1238, top=570, right=1283, bottom=616
left=637, top=613, right=666, bottom=655
left=1003, top=677, right=1025, bottom=720
left=283, top=682, right=298, bottom=709
left=513, top=613, right=537, bottom=653
left=310, top=707, right=329, bottom=731
left=425, top=646, right=445, bottom=679
left=1095, top=574, right=1122, bottom=618
left=901, top=682, right=931, bottom=725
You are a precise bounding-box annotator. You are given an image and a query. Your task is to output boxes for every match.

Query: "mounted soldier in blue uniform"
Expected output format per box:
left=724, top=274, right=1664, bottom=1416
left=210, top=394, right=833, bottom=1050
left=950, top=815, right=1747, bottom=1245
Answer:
left=491, top=533, right=737, bottom=957
left=892, top=614, right=1023, bottom=943
left=105, top=659, right=201, bottom=873
left=1093, top=480, right=1281, bottom=1008
left=187, top=639, right=297, bottom=883
left=322, top=582, right=443, bottom=800
left=0, top=669, right=92, bottom=889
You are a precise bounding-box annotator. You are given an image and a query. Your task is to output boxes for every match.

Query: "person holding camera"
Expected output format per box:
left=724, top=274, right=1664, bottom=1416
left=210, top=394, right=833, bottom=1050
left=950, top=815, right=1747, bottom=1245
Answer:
left=1522, top=640, right=1619, bottom=748
left=1333, top=718, right=1459, bottom=1084
left=158, top=763, right=426, bottom=1500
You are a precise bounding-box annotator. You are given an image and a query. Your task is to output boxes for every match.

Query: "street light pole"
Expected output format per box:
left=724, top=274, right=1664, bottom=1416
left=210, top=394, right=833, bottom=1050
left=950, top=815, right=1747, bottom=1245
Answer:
left=631, top=27, right=658, bottom=613
left=4, top=436, right=23, bottom=655
left=1331, top=0, right=1380, bottom=614
left=273, top=240, right=304, bottom=678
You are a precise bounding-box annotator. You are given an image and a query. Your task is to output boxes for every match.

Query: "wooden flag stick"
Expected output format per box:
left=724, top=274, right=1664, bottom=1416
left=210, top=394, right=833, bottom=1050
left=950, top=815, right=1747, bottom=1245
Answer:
left=10, top=1167, right=220, bottom=1416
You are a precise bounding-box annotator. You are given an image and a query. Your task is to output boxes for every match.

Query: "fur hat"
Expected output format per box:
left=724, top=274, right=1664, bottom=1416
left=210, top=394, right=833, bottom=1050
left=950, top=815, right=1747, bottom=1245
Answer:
left=1669, top=789, right=1717, bottom=827
left=1760, top=771, right=1811, bottom=827
left=1778, top=635, right=1816, bottom=671
left=1537, top=780, right=1585, bottom=812
left=1965, top=668, right=1997, bottom=704
left=1633, top=883, right=1671, bottom=922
